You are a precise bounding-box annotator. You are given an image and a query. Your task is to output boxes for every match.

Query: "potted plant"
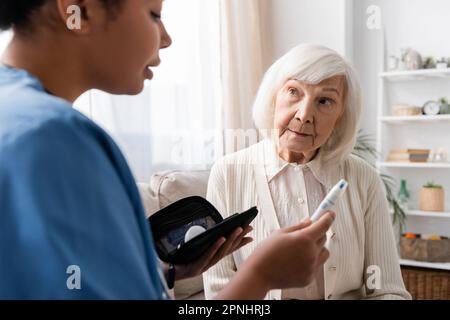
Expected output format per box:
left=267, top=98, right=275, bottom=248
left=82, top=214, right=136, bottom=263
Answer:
left=420, top=181, right=445, bottom=212
left=353, top=131, right=406, bottom=234
left=423, top=56, right=436, bottom=69
left=438, top=97, right=450, bottom=114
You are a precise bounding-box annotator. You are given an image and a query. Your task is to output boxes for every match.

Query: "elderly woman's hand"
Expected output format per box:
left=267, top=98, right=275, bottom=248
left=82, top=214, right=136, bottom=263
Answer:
left=163, top=226, right=253, bottom=281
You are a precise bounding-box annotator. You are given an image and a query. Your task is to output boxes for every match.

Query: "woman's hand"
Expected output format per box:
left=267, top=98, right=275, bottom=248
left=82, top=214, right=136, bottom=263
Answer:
left=215, top=211, right=335, bottom=299
left=163, top=226, right=253, bottom=281
left=249, top=211, right=335, bottom=290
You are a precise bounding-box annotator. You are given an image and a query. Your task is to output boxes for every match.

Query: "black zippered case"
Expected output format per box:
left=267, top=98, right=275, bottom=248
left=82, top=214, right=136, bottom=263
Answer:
left=148, top=196, right=258, bottom=264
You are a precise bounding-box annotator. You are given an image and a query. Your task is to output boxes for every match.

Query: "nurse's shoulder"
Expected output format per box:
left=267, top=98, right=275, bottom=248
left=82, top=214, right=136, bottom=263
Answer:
left=1, top=92, right=88, bottom=143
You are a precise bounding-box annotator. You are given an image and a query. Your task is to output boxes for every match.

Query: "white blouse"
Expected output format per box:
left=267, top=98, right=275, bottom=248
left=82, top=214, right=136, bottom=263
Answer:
left=267, top=156, right=325, bottom=300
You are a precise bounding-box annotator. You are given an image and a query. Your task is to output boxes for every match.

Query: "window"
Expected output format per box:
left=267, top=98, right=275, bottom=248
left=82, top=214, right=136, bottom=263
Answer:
left=0, top=31, right=12, bottom=57
left=0, top=0, right=221, bottom=183
left=74, top=0, right=221, bottom=182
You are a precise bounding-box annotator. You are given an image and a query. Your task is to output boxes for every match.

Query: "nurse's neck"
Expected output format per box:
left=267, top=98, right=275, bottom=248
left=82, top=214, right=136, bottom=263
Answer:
left=2, top=31, right=90, bottom=103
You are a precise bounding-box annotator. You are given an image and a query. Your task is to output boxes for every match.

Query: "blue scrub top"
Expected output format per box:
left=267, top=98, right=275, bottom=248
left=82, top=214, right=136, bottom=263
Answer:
left=0, top=65, right=167, bottom=299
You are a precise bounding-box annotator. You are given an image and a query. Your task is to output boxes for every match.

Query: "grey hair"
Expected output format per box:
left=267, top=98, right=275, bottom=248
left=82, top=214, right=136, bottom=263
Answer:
left=252, top=43, right=362, bottom=164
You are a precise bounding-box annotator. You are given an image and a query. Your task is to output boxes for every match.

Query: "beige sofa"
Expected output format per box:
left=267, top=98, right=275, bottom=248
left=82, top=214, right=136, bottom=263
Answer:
left=137, top=170, right=210, bottom=300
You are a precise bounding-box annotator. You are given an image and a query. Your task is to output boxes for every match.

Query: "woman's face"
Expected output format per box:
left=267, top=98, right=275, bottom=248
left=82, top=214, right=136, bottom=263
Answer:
left=83, top=0, right=172, bottom=95
left=273, top=76, right=346, bottom=162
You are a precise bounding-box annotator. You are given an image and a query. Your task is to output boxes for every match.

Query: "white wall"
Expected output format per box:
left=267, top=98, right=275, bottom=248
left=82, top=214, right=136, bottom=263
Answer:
left=264, top=0, right=450, bottom=137
left=260, top=0, right=351, bottom=68
left=353, top=0, right=450, bottom=137
left=353, top=0, right=450, bottom=225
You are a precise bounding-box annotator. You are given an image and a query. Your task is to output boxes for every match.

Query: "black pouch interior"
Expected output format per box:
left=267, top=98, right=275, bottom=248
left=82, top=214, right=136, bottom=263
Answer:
left=149, top=196, right=258, bottom=264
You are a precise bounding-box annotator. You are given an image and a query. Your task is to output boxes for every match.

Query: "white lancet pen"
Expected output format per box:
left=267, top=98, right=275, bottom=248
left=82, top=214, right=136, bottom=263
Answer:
left=310, top=179, right=348, bottom=223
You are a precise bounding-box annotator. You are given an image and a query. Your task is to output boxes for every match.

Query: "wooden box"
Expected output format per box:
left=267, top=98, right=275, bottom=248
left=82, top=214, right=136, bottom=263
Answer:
left=400, top=237, right=450, bottom=262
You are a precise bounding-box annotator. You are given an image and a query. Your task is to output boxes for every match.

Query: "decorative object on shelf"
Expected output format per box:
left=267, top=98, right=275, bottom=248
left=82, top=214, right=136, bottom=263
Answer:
left=422, top=100, right=441, bottom=116
left=405, top=232, right=418, bottom=239
left=392, top=104, right=422, bottom=116
left=431, top=147, right=448, bottom=163
left=419, top=181, right=445, bottom=212
left=388, top=55, right=399, bottom=71
left=423, top=56, right=436, bottom=69
left=397, top=179, right=411, bottom=210
left=352, top=131, right=406, bottom=233
left=436, top=57, right=448, bottom=69
left=421, top=234, right=443, bottom=240
left=388, top=149, right=430, bottom=163
left=400, top=235, right=450, bottom=262
left=400, top=48, right=423, bottom=70
left=438, top=97, right=450, bottom=114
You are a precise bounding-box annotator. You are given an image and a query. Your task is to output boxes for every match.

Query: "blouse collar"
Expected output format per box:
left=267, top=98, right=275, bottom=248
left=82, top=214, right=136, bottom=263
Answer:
left=262, top=139, right=342, bottom=190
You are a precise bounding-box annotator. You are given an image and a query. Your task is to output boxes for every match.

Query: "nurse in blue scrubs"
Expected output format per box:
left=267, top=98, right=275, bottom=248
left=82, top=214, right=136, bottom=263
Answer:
left=0, top=0, right=335, bottom=300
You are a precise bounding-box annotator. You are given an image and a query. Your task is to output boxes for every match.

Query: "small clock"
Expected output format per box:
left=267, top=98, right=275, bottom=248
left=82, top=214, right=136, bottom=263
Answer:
left=422, top=100, right=441, bottom=115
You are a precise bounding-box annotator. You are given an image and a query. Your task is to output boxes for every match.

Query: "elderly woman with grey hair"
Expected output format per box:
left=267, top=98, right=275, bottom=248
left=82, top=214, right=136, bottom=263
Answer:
left=203, top=44, right=411, bottom=300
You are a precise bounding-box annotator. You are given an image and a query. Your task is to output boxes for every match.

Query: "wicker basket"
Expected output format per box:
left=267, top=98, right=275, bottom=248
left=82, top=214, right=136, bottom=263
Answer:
left=401, top=266, right=450, bottom=300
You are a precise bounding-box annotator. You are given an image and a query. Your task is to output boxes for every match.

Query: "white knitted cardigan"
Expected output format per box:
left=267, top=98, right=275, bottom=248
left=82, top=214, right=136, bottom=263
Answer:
left=203, top=139, right=411, bottom=300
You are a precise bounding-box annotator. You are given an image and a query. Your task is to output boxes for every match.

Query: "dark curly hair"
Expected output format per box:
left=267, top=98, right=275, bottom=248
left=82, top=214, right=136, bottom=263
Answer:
left=0, top=0, right=122, bottom=30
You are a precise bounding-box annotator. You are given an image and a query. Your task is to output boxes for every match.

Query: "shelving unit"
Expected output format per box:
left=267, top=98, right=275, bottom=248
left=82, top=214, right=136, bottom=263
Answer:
left=400, top=259, right=450, bottom=271
left=406, top=210, right=450, bottom=219
left=378, top=162, right=450, bottom=169
left=377, top=65, right=450, bottom=272
left=380, top=68, right=450, bottom=81
left=380, top=114, right=450, bottom=123
left=391, top=210, right=450, bottom=218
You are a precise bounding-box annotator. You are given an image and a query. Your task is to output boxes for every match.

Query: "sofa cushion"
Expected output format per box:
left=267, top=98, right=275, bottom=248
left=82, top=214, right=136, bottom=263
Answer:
left=153, top=170, right=210, bottom=209
left=137, top=170, right=210, bottom=300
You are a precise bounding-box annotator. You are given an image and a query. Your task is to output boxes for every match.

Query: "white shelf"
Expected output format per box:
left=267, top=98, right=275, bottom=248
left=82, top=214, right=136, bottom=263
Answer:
left=378, top=162, right=450, bottom=168
left=406, top=210, right=450, bottom=218
left=390, top=210, right=450, bottom=218
left=400, top=259, right=450, bottom=271
left=380, top=115, right=450, bottom=123
left=380, top=68, right=450, bottom=81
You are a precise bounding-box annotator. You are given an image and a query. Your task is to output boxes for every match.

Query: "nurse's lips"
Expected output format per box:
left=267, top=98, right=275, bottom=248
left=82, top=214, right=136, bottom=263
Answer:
left=144, top=67, right=154, bottom=80
left=145, top=61, right=161, bottom=80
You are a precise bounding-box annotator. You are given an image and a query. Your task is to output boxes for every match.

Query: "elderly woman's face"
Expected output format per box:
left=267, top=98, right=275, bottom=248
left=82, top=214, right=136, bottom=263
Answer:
left=273, top=76, right=345, bottom=162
